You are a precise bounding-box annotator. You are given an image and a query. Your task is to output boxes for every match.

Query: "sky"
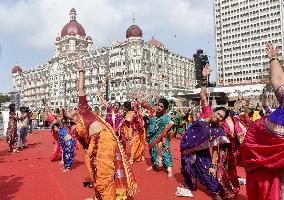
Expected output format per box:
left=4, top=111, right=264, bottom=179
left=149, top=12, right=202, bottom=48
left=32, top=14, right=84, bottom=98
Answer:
left=0, top=0, right=216, bottom=93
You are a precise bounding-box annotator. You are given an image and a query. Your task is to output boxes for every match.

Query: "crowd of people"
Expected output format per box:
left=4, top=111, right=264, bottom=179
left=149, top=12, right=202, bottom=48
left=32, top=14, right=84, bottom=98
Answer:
left=5, top=43, right=284, bottom=200
left=6, top=105, right=32, bottom=153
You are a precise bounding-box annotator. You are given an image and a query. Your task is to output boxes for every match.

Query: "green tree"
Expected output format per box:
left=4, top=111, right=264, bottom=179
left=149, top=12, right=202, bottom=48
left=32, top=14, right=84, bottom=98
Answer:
left=0, top=94, right=10, bottom=110
left=0, top=94, right=10, bottom=104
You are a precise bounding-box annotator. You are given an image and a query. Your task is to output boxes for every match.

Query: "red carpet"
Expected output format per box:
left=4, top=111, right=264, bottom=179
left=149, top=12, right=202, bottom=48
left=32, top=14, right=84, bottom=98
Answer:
left=0, top=130, right=247, bottom=200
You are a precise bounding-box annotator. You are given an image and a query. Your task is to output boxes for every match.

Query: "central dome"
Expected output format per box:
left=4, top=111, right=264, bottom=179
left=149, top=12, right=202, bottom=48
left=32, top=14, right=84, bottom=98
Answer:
left=61, top=8, right=86, bottom=37
left=126, top=24, right=143, bottom=38
left=12, top=64, right=22, bottom=74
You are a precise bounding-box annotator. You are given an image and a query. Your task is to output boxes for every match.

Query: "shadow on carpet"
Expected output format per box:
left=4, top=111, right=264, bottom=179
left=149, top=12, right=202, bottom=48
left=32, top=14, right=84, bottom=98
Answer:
left=72, top=161, right=85, bottom=170
left=0, top=175, right=23, bottom=200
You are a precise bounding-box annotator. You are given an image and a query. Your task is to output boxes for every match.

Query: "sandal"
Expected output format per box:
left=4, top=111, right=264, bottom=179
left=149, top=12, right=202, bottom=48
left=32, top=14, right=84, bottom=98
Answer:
left=175, top=187, right=193, bottom=198
left=12, top=149, right=20, bottom=153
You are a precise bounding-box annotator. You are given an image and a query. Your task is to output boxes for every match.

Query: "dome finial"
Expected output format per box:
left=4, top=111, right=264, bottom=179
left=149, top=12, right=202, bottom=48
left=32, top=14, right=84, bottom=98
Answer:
left=132, top=12, right=135, bottom=24
left=70, top=8, right=77, bottom=21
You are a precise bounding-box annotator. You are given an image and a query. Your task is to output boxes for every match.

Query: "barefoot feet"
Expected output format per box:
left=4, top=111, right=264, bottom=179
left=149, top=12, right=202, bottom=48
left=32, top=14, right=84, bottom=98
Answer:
left=167, top=167, right=173, bottom=178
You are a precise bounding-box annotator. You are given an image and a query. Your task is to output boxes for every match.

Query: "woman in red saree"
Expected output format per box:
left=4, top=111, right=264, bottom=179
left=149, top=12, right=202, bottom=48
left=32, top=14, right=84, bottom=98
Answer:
left=240, top=43, right=284, bottom=200
left=219, top=114, right=245, bottom=199
left=6, top=104, right=19, bottom=152
left=44, top=102, right=62, bottom=161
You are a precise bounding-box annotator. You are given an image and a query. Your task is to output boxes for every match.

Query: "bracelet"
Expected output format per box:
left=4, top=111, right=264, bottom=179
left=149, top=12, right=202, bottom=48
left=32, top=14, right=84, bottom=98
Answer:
left=210, top=163, right=217, bottom=169
left=201, top=80, right=208, bottom=86
left=270, top=57, right=279, bottom=63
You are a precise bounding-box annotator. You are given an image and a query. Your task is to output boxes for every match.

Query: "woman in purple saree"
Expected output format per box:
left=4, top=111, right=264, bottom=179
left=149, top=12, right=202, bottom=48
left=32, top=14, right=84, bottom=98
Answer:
left=180, top=108, right=230, bottom=198
left=178, top=64, right=230, bottom=199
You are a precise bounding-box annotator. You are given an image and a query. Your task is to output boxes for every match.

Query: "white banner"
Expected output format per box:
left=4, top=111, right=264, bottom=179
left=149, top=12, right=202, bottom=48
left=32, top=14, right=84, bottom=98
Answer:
left=1, top=111, right=9, bottom=136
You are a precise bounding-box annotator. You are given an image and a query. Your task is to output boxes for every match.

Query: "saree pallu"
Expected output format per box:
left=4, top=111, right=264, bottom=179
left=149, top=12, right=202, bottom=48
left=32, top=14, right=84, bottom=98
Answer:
left=117, top=127, right=127, bottom=150
left=50, top=141, right=62, bottom=161
left=87, top=129, right=137, bottom=200
left=92, top=129, right=117, bottom=200
left=127, top=108, right=145, bottom=162
left=50, top=130, right=62, bottom=161
left=240, top=117, right=284, bottom=200
left=223, top=115, right=247, bottom=164
left=130, top=129, right=145, bottom=162
left=216, top=145, right=240, bottom=199
left=77, top=96, right=138, bottom=200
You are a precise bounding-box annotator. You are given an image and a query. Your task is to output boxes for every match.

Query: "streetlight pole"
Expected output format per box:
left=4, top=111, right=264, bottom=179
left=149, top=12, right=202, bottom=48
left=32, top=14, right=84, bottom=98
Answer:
left=106, top=76, right=110, bottom=102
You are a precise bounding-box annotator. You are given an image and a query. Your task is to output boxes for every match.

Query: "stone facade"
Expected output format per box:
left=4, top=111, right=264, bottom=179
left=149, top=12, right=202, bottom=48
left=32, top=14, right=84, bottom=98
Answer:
left=214, top=0, right=284, bottom=86
left=12, top=9, right=196, bottom=111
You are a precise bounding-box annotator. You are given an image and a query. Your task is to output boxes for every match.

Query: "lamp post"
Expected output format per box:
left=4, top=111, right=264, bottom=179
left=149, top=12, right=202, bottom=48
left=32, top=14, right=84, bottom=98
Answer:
left=105, top=75, right=111, bottom=102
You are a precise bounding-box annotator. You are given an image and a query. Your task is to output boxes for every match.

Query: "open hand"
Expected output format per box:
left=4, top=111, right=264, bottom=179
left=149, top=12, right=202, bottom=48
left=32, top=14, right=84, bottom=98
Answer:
left=200, top=86, right=208, bottom=97
left=202, top=64, right=212, bottom=77
left=96, top=90, right=102, bottom=97
left=129, top=90, right=138, bottom=100
left=209, top=167, right=216, bottom=177
left=237, top=92, right=243, bottom=102
left=266, top=43, right=279, bottom=60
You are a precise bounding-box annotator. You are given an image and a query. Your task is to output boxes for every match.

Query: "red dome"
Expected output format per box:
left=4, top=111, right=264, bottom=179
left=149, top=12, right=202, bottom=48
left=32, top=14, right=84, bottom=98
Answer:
left=61, top=21, right=86, bottom=37
left=126, top=25, right=142, bottom=38
left=12, top=65, right=22, bottom=74
left=86, top=36, right=92, bottom=41
left=61, top=9, right=86, bottom=37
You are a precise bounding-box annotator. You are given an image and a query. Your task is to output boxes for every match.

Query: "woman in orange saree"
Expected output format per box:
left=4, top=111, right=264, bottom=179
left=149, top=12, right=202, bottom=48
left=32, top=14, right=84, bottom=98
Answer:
left=72, top=56, right=138, bottom=200
left=124, top=101, right=145, bottom=164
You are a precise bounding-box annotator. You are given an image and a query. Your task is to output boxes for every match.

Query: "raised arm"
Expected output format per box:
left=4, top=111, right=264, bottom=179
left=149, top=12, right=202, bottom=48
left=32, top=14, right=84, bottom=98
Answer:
left=262, top=92, right=272, bottom=115
left=266, top=43, right=284, bottom=90
left=200, top=86, right=208, bottom=106
left=96, top=90, right=109, bottom=108
left=77, top=56, right=85, bottom=97
left=129, top=90, right=143, bottom=105
left=200, top=64, right=211, bottom=106
left=44, top=101, right=52, bottom=116
left=232, top=93, right=243, bottom=114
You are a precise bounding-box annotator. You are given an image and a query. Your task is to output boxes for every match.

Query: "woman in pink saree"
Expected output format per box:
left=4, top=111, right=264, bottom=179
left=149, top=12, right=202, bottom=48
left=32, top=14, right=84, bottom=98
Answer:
left=44, top=102, right=62, bottom=161
left=240, top=43, right=284, bottom=200
left=219, top=112, right=247, bottom=199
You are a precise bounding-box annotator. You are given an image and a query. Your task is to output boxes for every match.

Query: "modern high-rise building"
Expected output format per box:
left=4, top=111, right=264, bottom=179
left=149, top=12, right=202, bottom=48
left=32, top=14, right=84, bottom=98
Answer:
left=12, top=9, right=195, bottom=111
left=214, top=0, right=284, bottom=86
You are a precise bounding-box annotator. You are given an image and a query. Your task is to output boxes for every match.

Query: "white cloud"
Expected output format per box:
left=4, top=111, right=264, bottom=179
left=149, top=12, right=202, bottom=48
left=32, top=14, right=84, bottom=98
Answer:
left=0, top=0, right=215, bottom=92
left=0, top=0, right=213, bottom=50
